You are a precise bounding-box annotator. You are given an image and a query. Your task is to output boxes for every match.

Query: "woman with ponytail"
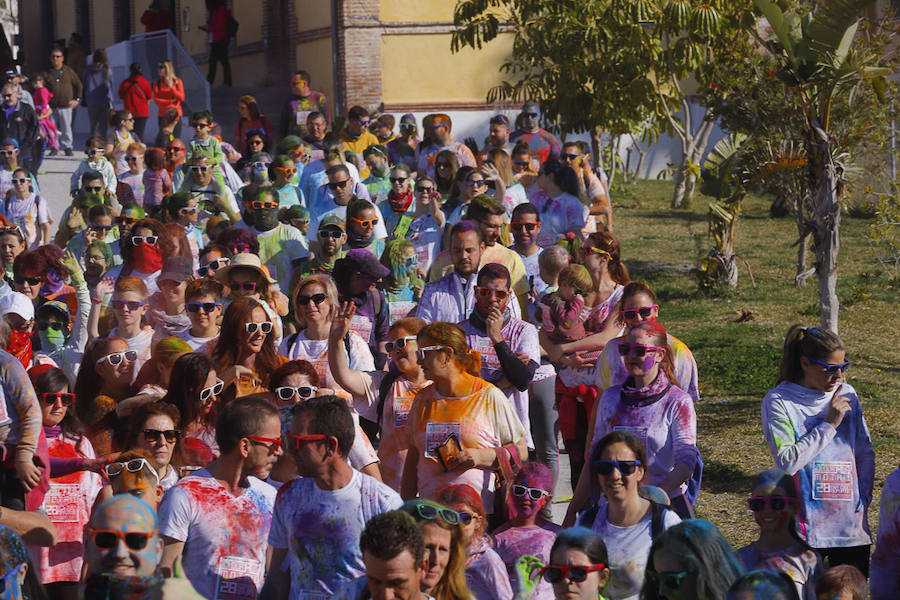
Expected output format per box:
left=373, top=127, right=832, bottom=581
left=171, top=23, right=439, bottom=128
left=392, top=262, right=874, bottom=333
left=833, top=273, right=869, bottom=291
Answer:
left=401, top=322, right=528, bottom=517
left=762, top=324, right=874, bottom=576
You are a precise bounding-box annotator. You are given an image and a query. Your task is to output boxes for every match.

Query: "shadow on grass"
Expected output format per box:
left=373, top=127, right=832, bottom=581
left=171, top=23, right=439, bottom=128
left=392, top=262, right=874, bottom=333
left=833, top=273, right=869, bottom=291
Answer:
left=700, top=459, right=757, bottom=494
left=639, top=210, right=707, bottom=223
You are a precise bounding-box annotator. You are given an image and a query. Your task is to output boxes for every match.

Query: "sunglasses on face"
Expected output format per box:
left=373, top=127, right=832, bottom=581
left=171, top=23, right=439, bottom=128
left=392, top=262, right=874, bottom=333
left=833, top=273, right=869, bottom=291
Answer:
left=111, top=300, right=146, bottom=311
left=245, top=321, right=273, bottom=334
left=805, top=356, right=851, bottom=376
left=276, top=386, right=318, bottom=401
left=11, top=177, right=28, bottom=184
left=474, top=286, right=509, bottom=300
left=83, top=185, right=104, bottom=193
left=251, top=200, right=278, bottom=210
left=96, top=350, right=138, bottom=366
left=0, top=150, right=16, bottom=156
left=247, top=435, right=282, bottom=453
left=510, top=221, right=538, bottom=231
left=435, top=163, right=450, bottom=169
left=117, top=216, right=136, bottom=225
left=38, top=321, right=66, bottom=332
left=189, top=166, right=209, bottom=173
left=408, top=502, right=471, bottom=526
left=318, top=229, right=343, bottom=239
left=415, top=345, right=449, bottom=362
left=199, top=380, right=225, bottom=403
left=230, top=243, right=252, bottom=254
left=415, top=186, right=434, bottom=193
left=351, top=217, right=379, bottom=228
left=165, top=146, right=185, bottom=153
left=192, top=122, right=211, bottom=129
left=541, top=564, right=606, bottom=584
left=390, top=176, right=408, bottom=184
left=198, top=258, right=229, bottom=276
left=131, top=235, right=158, bottom=246
left=90, top=529, right=157, bottom=551
left=618, top=343, right=664, bottom=357
left=511, top=484, right=549, bottom=500
left=86, top=149, right=102, bottom=156
left=291, top=433, right=326, bottom=450
left=89, top=223, right=114, bottom=231
left=513, top=159, right=531, bottom=166
left=42, top=392, right=75, bottom=406
left=593, top=459, right=643, bottom=476
left=523, top=112, right=539, bottom=118
left=621, top=305, right=658, bottom=320
left=230, top=281, right=258, bottom=292
left=142, top=428, right=181, bottom=443
left=14, top=275, right=42, bottom=285
left=328, top=179, right=349, bottom=190
left=385, top=336, right=417, bottom=353
left=125, top=155, right=140, bottom=162
left=275, top=166, right=297, bottom=176
left=105, top=458, right=159, bottom=483
left=466, top=179, right=487, bottom=187
left=563, top=153, right=582, bottom=161
left=648, top=569, right=692, bottom=592
left=186, top=302, right=221, bottom=314
left=747, top=496, right=799, bottom=512
left=296, top=292, right=327, bottom=305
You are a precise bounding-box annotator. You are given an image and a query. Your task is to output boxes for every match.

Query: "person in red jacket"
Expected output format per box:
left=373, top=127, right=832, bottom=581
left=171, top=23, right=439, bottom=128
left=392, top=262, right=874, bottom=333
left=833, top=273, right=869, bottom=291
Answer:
left=118, top=63, right=153, bottom=140
left=200, top=0, right=232, bottom=87
left=151, top=60, right=185, bottom=139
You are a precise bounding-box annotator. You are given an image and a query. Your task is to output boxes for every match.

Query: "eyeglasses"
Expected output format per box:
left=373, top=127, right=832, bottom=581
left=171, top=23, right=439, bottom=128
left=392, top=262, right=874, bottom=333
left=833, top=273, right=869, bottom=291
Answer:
left=38, top=322, right=66, bottom=332
left=192, top=122, right=211, bottom=129
left=415, top=345, right=449, bottom=362
left=41, top=392, right=75, bottom=406
left=0, top=150, right=16, bottom=156
left=415, top=186, right=434, bottom=193
left=563, top=153, right=582, bottom=161
left=523, top=112, right=539, bottom=118
left=747, top=496, right=799, bottom=512
left=189, top=166, right=210, bottom=174
left=328, top=179, right=349, bottom=190
left=617, top=343, right=664, bottom=357
left=96, top=350, right=138, bottom=366
left=511, top=484, right=549, bottom=500
left=474, top=287, right=509, bottom=300
left=247, top=435, right=282, bottom=453
left=125, top=155, right=140, bottom=162
left=435, top=163, right=451, bottom=169
left=105, top=458, right=160, bottom=484
left=510, top=221, right=538, bottom=231
left=351, top=217, right=379, bottom=228
left=318, top=229, right=343, bottom=239
left=805, top=356, right=851, bottom=376
left=165, top=146, right=185, bottom=153
left=466, top=179, right=487, bottom=187
left=648, top=569, right=692, bottom=592
left=275, top=166, right=297, bottom=176
left=198, top=258, right=229, bottom=276
left=186, top=302, right=221, bottom=314
left=512, top=159, right=531, bottom=166
left=592, top=459, right=643, bottom=476
left=199, top=380, right=225, bottom=402
left=541, top=564, right=606, bottom=584
left=353, top=118, right=371, bottom=127
left=245, top=321, right=273, bottom=334
left=83, top=185, right=104, bottom=193
left=621, top=305, right=658, bottom=320
left=90, top=529, right=157, bottom=551
left=131, top=235, right=158, bottom=246
left=585, top=246, right=610, bottom=258
left=11, top=177, right=28, bottom=184
left=291, top=433, right=326, bottom=450
left=406, top=501, right=470, bottom=525
left=296, top=292, right=327, bottom=305
left=230, top=243, right=252, bottom=254
left=116, top=216, right=137, bottom=225
left=86, top=149, right=102, bottom=156
left=230, top=281, right=258, bottom=292
left=14, top=275, right=42, bottom=285
left=390, top=176, right=408, bottom=184
left=142, top=428, right=181, bottom=443
left=385, top=336, right=417, bottom=353
left=276, top=386, right=318, bottom=401
left=111, top=300, right=147, bottom=311
left=249, top=139, right=264, bottom=146
left=89, top=223, right=114, bottom=231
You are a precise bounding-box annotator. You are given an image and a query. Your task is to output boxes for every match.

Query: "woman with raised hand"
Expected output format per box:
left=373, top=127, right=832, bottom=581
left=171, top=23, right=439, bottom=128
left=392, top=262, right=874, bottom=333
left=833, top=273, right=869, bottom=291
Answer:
left=762, top=324, right=874, bottom=577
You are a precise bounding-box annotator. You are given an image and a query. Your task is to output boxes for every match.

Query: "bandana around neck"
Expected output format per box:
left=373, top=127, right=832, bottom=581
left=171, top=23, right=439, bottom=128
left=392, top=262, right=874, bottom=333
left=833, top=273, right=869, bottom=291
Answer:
left=388, top=188, right=414, bottom=213
left=621, top=369, right=671, bottom=408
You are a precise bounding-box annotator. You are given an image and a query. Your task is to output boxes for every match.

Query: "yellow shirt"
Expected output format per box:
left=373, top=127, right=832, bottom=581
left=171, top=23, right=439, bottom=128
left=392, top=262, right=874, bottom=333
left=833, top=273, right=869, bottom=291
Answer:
left=341, top=130, right=380, bottom=178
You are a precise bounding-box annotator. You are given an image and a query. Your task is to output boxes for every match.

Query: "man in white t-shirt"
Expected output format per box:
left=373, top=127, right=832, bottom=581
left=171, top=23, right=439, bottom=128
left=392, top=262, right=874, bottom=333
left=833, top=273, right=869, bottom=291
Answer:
left=159, top=397, right=281, bottom=599
left=262, top=396, right=402, bottom=599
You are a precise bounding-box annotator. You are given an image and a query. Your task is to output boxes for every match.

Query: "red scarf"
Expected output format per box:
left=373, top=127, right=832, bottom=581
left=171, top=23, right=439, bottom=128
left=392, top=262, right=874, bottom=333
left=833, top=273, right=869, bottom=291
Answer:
left=388, top=188, right=414, bottom=214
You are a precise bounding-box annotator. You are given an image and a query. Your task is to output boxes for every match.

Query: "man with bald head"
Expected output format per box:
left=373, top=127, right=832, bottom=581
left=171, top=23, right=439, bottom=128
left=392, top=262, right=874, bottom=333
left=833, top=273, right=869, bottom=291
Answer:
left=85, top=495, right=163, bottom=581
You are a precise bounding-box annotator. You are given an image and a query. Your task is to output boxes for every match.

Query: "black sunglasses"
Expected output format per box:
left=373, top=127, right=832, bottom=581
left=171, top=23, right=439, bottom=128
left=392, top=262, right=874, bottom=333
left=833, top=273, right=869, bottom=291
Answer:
left=142, top=428, right=181, bottom=443
left=186, top=302, right=221, bottom=314
left=38, top=322, right=66, bottom=331
left=14, top=275, right=42, bottom=285
left=296, top=293, right=327, bottom=305
left=592, top=459, right=642, bottom=476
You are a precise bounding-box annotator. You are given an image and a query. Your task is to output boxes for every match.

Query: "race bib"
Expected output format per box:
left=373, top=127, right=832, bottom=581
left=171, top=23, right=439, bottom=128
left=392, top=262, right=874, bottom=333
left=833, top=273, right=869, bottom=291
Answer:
left=298, top=593, right=330, bottom=600
left=393, top=395, right=412, bottom=429
left=812, top=461, right=853, bottom=501
left=425, top=423, right=462, bottom=459
left=0, top=385, right=9, bottom=426
left=389, top=302, right=417, bottom=325
left=473, top=337, right=501, bottom=371
left=214, top=556, right=262, bottom=600
left=612, top=426, right=648, bottom=454
left=45, top=483, right=82, bottom=523
left=309, top=358, right=328, bottom=386
left=350, top=315, right=373, bottom=343
left=295, top=110, right=312, bottom=127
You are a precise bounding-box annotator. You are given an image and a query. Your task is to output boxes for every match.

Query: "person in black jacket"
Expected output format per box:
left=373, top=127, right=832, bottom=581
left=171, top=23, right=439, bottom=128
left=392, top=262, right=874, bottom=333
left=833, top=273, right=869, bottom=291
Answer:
left=0, top=84, right=39, bottom=175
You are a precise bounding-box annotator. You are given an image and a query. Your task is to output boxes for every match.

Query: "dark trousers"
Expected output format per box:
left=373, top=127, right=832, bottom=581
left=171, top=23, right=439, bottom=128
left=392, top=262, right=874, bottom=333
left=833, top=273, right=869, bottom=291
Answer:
left=133, top=116, right=148, bottom=140
left=0, top=467, right=26, bottom=510
left=818, top=545, right=871, bottom=578
left=158, top=117, right=182, bottom=140
left=207, top=39, right=232, bottom=86
left=87, top=103, right=109, bottom=139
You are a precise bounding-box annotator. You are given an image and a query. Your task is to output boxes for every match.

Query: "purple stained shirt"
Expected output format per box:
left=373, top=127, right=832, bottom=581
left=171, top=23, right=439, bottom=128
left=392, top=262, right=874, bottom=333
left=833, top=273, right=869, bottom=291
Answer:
left=492, top=522, right=562, bottom=600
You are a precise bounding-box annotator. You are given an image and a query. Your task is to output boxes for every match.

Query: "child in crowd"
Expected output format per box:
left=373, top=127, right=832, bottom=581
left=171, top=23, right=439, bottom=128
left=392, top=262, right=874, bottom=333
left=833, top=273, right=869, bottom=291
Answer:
left=187, top=110, right=225, bottom=176
left=142, top=147, right=172, bottom=212
left=530, top=244, right=569, bottom=322
left=815, top=565, right=867, bottom=600
left=737, top=469, right=823, bottom=600
left=69, top=136, right=117, bottom=196
left=539, top=263, right=592, bottom=344
left=31, top=73, right=60, bottom=153
left=177, top=278, right=223, bottom=351
left=2, top=167, right=50, bottom=248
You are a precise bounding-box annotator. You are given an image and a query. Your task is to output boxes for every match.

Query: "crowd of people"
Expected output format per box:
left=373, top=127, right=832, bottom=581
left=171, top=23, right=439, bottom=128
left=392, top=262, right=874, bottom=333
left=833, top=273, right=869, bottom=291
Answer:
left=0, top=42, right=896, bottom=600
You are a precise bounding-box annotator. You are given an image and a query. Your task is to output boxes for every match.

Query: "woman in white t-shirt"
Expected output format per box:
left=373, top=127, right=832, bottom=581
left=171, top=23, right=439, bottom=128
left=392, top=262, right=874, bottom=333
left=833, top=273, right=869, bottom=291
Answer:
left=1, top=168, right=50, bottom=248
left=585, top=431, right=680, bottom=600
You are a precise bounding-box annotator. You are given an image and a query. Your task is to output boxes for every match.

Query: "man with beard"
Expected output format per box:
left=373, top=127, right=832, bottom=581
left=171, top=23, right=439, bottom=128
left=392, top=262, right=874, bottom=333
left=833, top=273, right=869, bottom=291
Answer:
left=245, top=186, right=308, bottom=288
left=481, top=114, right=512, bottom=155
left=262, top=396, right=401, bottom=599
left=510, top=101, right=561, bottom=166
left=294, top=215, right=346, bottom=278
left=159, top=396, right=280, bottom=598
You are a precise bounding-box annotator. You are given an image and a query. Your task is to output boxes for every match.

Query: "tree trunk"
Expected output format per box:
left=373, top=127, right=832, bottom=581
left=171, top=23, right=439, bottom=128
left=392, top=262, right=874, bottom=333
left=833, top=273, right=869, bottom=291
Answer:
left=671, top=117, right=715, bottom=208
left=807, top=120, right=841, bottom=333
left=630, top=134, right=645, bottom=184
left=590, top=126, right=603, bottom=171
left=609, top=136, right=619, bottom=188
left=794, top=198, right=813, bottom=286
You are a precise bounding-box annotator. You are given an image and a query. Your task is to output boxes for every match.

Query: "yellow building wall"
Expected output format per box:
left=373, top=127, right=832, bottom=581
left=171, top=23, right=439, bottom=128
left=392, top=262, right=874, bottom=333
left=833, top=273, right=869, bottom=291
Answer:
left=91, top=0, right=116, bottom=49
left=179, top=0, right=210, bottom=56
left=131, top=0, right=153, bottom=34
left=232, top=2, right=263, bottom=46
left=295, top=37, right=335, bottom=108
left=55, top=0, right=77, bottom=42
left=381, top=33, right=513, bottom=105
left=380, top=0, right=455, bottom=23
left=295, top=0, right=331, bottom=32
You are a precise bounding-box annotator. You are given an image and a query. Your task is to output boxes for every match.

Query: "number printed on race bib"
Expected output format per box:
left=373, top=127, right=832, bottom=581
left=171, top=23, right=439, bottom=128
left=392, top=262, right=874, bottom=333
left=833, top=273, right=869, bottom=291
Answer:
left=214, top=556, right=262, bottom=600
left=812, top=461, right=854, bottom=501
left=425, top=423, right=462, bottom=459
left=350, top=315, right=374, bottom=343
left=45, top=483, right=82, bottom=523
left=473, top=337, right=501, bottom=371
left=393, top=395, right=412, bottom=429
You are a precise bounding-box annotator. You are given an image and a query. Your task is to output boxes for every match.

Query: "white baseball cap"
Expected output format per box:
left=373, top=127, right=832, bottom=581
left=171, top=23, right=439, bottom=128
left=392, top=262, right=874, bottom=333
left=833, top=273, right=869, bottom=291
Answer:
left=0, top=292, right=34, bottom=321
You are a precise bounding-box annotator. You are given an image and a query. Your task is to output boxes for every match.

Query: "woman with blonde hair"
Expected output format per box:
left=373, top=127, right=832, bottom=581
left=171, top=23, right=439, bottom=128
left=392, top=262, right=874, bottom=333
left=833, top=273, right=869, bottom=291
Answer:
left=400, top=498, right=472, bottom=600
left=152, top=59, right=185, bottom=139
left=401, top=322, right=528, bottom=515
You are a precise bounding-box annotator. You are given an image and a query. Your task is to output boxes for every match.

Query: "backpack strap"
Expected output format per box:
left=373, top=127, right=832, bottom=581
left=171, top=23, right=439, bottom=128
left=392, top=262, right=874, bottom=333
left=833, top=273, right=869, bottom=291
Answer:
left=286, top=332, right=299, bottom=351
left=376, top=370, right=401, bottom=429
left=650, top=501, right=670, bottom=540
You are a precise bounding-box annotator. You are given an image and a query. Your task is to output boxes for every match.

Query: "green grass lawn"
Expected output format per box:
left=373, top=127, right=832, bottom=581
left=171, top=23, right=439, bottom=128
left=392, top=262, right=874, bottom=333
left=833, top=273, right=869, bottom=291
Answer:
left=611, top=180, right=900, bottom=548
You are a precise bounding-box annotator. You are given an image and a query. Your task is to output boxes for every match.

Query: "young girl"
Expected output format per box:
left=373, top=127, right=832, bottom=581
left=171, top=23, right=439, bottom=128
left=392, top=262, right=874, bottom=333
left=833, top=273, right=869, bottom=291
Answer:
left=31, top=73, right=60, bottom=153
left=380, top=238, right=424, bottom=304
left=2, top=167, right=51, bottom=247
left=161, top=192, right=204, bottom=267
left=492, top=462, right=562, bottom=600
left=540, top=263, right=592, bottom=344
left=142, top=147, right=172, bottom=212
left=544, top=528, right=611, bottom=600
left=736, top=469, right=824, bottom=600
